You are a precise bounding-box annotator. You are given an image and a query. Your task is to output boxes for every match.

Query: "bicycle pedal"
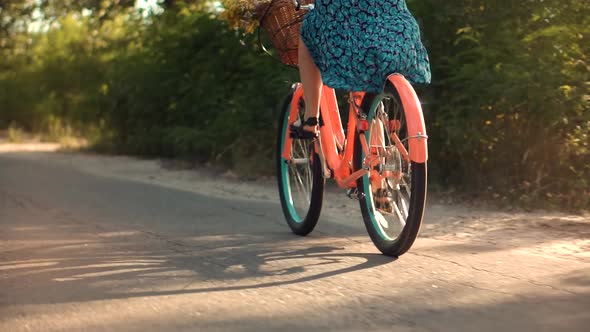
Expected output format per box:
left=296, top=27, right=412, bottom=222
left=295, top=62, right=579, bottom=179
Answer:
left=346, top=188, right=365, bottom=200
left=290, top=133, right=317, bottom=140
left=289, top=126, right=319, bottom=139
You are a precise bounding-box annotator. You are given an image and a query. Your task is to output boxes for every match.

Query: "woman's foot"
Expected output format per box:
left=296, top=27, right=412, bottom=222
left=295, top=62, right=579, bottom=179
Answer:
left=290, top=116, right=319, bottom=139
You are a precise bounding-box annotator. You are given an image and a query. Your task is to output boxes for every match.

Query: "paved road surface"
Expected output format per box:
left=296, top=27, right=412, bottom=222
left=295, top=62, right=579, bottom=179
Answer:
left=0, top=151, right=589, bottom=331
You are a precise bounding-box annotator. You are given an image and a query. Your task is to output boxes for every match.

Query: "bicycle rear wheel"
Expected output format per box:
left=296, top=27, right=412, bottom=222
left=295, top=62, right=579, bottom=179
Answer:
left=277, top=91, right=325, bottom=236
left=354, top=81, right=427, bottom=257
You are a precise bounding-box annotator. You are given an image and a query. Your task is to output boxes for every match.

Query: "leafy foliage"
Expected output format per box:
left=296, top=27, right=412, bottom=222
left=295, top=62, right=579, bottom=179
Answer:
left=408, top=0, right=590, bottom=209
left=219, top=0, right=269, bottom=33
left=0, top=0, right=588, bottom=209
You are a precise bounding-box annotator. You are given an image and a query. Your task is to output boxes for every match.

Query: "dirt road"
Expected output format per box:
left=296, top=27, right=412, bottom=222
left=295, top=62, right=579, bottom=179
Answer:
left=1, top=145, right=589, bottom=331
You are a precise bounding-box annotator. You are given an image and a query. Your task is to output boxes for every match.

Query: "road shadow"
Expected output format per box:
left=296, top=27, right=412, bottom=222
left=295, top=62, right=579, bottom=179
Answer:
left=0, top=217, right=393, bottom=306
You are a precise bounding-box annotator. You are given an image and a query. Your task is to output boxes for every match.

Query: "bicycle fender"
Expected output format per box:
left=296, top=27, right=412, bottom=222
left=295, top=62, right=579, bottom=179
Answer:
left=387, top=74, right=428, bottom=163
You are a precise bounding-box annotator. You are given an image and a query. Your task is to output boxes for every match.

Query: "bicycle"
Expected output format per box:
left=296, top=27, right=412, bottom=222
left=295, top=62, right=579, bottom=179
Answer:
left=267, top=0, right=428, bottom=257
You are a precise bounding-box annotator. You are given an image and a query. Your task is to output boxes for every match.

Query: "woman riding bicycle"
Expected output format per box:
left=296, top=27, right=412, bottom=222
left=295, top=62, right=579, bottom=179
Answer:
left=292, top=0, right=431, bottom=138
left=230, top=0, right=435, bottom=256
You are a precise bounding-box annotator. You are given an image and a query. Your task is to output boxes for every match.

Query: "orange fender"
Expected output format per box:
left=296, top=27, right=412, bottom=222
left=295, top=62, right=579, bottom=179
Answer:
left=387, top=74, right=428, bottom=163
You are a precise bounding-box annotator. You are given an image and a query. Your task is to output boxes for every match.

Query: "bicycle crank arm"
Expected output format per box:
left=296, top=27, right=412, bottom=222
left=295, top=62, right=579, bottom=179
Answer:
left=336, top=168, right=369, bottom=189
left=346, top=188, right=366, bottom=200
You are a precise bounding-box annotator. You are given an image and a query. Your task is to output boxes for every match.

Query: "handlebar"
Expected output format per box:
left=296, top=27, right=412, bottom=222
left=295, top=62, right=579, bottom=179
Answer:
left=291, top=0, right=315, bottom=11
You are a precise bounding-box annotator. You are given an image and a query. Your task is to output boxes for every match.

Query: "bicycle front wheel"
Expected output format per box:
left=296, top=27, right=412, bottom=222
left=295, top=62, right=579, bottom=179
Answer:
left=276, top=90, right=325, bottom=236
left=354, top=81, right=427, bottom=257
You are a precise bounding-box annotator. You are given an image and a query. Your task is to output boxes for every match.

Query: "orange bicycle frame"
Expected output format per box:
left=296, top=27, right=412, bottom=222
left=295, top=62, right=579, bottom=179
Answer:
left=282, top=84, right=366, bottom=189
left=282, top=75, right=428, bottom=188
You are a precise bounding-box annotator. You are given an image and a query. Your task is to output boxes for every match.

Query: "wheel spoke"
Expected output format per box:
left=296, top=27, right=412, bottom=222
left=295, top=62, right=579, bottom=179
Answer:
left=294, top=164, right=310, bottom=204
left=293, top=168, right=306, bottom=202
left=398, top=194, right=408, bottom=219
left=392, top=201, right=407, bottom=227
left=278, top=95, right=325, bottom=236
left=362, top=91, right=418, bottom=242
left=291, top=158, right=310, bottom=164
left=354, top=85, right=426, bottom=256
left=374, top=210, right=389, bottom=229
left=288, top=137, right=314, bottom=215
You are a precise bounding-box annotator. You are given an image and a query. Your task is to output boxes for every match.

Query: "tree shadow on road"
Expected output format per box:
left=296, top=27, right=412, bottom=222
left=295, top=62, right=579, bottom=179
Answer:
left=0, top=220, right=393, bottom=306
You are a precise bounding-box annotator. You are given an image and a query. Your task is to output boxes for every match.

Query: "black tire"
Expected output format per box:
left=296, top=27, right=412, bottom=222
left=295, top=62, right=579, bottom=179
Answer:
left=353, top=82, right=427, bottom=257
left=276, top=91, right=325, bottom=236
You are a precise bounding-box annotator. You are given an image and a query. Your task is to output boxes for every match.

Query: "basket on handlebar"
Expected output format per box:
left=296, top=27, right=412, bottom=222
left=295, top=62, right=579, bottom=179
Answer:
left=256, top=0, right=314, bottom=66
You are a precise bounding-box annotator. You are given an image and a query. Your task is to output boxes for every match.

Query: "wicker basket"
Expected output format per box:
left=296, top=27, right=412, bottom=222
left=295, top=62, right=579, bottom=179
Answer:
left=257, top=0, right=314, bottom=66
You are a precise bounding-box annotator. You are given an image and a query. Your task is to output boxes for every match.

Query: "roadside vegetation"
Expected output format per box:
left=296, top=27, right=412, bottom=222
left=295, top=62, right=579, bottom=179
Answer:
left=1, top=0, right=588, bottom=210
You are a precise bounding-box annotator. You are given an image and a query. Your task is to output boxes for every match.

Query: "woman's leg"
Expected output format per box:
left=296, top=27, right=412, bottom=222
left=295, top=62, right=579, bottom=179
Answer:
left=298, top=37, right=322, bottom=133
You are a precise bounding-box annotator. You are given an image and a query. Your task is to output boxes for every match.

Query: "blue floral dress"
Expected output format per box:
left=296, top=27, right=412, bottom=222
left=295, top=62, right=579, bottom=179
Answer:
left=300, top=0, right=431, bottom=92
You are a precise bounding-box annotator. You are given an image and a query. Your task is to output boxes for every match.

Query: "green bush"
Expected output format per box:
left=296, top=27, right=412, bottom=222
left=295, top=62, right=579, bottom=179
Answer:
left=409, top=0, right=590, bottom=209
left=100, top=11, right=296, bottom=171
left=1, top=1, right=588, bottom=210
